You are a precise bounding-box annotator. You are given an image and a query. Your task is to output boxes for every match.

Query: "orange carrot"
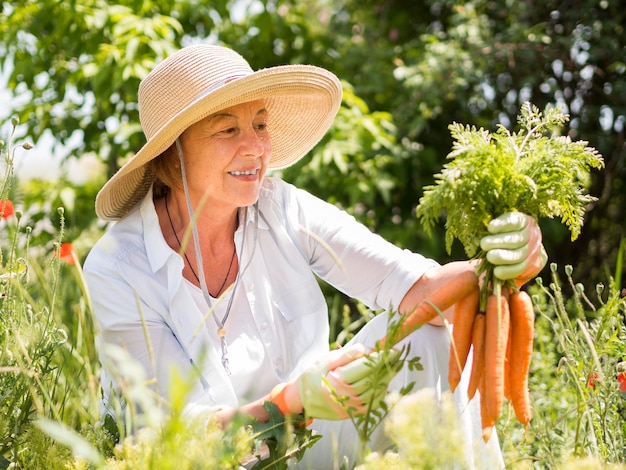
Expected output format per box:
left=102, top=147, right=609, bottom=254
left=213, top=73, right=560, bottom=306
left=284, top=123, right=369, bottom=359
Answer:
left=448, top=287, right=480, bottom=393
left=381, top=270, right=479, bottom=348
left=467, top=311, right=486, bottom=400
left=479, top=374, right=495, bottom=443
left=504, top=309, right=513, bottom=402
left=483, top=291, right=510, bottom=422
left=508, top=290, right=535, bottom=426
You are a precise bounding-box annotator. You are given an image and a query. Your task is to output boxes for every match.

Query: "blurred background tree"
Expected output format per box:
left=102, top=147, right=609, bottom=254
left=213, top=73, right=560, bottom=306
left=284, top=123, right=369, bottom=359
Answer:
left=1, top=0, right=624, bottom=289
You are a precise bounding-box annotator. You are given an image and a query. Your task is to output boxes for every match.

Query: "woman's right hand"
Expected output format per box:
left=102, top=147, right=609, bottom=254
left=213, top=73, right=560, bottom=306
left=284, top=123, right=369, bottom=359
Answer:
left=270, top=344, right=401, bottom=420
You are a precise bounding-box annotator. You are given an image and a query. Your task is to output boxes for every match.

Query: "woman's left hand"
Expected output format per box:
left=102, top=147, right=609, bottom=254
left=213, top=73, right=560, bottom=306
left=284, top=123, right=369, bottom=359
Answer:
left=480, top=212, right=548, bottom=285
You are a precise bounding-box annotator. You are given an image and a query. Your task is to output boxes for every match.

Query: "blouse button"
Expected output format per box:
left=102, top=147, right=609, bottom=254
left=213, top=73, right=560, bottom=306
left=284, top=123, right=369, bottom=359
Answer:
left=260, top=322, right=269, bottom=330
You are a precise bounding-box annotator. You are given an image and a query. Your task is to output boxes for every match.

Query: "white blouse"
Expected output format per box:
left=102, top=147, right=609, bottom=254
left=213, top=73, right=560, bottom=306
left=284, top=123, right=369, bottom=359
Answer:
left=185, top=279, right=279, bottom=403
left=83, top=177, right=439, bottom=419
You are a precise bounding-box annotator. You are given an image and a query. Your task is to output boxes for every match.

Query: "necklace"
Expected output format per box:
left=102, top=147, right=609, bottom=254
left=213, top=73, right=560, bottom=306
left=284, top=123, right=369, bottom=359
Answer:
left=164, top=195, right=236, bottom=298
left=163, top=185, right=242, bottom=375
left=173, top=139, right=258, bottom=376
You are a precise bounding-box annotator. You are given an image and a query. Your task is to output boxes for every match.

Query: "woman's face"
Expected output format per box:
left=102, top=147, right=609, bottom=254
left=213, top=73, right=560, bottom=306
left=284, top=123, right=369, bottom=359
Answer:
left=177, top=99, right=271, bottom=212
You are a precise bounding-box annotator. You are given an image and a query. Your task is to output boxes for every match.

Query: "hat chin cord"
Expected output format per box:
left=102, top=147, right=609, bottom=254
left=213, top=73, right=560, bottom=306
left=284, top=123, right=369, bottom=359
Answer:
left=174, top=138, right=259, bottom=376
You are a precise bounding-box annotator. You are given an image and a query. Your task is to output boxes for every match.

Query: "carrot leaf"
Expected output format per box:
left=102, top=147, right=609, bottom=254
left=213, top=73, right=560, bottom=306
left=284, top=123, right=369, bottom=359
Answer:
left=416, top=102, right=604, bottom=259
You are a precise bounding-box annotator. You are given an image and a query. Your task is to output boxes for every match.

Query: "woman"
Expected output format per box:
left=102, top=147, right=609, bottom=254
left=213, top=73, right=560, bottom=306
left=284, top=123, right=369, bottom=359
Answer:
left=84, top=44, right=545, bottom=468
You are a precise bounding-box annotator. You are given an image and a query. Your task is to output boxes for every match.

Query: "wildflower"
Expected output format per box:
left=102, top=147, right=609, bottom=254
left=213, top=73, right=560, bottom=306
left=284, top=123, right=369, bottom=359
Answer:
left=588, top=372, right=599, bottom=387
left=618, top=372, right=626, bottom=399
left=59, top=243, right=77, bottom=265
left=0, top=199, right=14, bottom=218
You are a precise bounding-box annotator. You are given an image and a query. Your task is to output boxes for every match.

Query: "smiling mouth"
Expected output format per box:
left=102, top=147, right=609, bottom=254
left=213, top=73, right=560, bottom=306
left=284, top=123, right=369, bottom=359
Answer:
left=229, top=169, right=258, bottom=176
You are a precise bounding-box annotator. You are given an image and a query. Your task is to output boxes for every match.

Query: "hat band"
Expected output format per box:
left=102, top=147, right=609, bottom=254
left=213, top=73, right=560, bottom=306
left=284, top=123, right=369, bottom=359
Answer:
left=192, top=74, right=250, bottom=104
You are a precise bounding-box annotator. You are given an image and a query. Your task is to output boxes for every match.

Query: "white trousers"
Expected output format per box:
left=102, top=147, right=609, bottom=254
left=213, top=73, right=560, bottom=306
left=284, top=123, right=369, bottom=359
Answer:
left=295, top=314, right=505, bottom=469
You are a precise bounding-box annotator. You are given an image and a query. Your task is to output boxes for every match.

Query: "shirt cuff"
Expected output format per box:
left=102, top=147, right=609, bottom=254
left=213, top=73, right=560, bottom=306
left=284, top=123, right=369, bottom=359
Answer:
left=379, top=250, right=440, bottom=312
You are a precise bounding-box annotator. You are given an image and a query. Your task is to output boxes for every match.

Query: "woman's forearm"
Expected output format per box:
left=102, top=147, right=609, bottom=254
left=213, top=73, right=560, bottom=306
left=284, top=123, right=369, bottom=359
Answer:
left=399, top=260, right=477, bottom=326
left=214, top=378, right=304, bottom=427
left=214, top=396, right=272, bottom=427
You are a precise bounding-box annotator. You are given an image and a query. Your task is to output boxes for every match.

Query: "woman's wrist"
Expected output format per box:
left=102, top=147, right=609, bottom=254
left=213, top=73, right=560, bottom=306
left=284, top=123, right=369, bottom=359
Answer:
left=269, top=381, right=303, bottom=416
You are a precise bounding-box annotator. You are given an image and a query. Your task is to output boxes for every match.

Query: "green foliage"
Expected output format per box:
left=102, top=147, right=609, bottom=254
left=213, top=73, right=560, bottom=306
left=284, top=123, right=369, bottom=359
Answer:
left=0, top=122, right=70, bottom=463
left=1, top=0, right=187, bottom=176
left=355, top=390, right=479, bottom=470
left=248, top=402, right=321, bottom=469
left=103, top=421, right=248, bottom=470
left=352, top=262, right=626, bottom=470
left=417, top=102, right=604, bottom=260
left=3, top=423, right=75, bottom=470
left=17, top=176, right=104, bottom=250
left=282, top=82, right=400, bottom=230
left=0, top=260, right=69, bottom=457
left=2, top=0, right=625, bottom=285
left=99, top=373, right=252, bottom=470
left=499, top=264, right=626, bottom=468
left=35, top=419, right=105, bottom=468
left=336, top=314, right=421, bottom=463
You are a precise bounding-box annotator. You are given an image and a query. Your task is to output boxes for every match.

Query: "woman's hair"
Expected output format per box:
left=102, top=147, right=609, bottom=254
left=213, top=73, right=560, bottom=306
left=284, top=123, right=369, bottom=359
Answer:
left=151, top=143, right=182, bottom=198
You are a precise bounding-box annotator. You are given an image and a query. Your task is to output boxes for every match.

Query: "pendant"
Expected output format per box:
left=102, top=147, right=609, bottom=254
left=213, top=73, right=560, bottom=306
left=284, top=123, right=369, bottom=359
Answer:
left=217, top=327, right=227, bottom=337
left=219, top=336, right=231, bottom=376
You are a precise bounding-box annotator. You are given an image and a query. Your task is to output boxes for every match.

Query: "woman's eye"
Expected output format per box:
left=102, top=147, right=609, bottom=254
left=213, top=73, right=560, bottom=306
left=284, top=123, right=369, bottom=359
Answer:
left=219, top=127, right=237, bottom=135
left=255, top=122, right=268, bottom=131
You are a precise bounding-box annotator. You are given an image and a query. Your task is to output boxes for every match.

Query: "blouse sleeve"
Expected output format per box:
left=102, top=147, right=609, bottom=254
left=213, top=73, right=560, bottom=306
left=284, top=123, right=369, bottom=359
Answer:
left=272, top=179, right=440, bottom=312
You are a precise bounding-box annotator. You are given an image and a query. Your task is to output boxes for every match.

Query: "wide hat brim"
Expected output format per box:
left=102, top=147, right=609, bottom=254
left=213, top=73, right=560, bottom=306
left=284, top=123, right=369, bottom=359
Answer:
left=95, top=59, right=342, bottom=220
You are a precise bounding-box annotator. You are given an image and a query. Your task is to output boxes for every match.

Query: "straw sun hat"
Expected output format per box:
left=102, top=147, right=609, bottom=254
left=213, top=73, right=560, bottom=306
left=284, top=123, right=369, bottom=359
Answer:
left=95, top=44, right=343, bottom=220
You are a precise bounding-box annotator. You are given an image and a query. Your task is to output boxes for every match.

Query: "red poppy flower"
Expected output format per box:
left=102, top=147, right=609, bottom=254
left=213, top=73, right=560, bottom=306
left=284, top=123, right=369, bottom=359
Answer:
left=618, top=372, right=626, bottom=384
left=0, top=199, right=14, bottom=218
left=59, top=243, right=77, bottom=265
left=588, top=372, right=599, bottom=387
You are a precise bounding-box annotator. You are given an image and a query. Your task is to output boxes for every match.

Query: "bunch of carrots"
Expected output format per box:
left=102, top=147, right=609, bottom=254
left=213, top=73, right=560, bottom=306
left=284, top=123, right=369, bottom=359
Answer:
left=448, top=279, right=535, bottom=442
left=397, top=103, right=603, bottom=442
left=379, top=270, right=535, bottom=442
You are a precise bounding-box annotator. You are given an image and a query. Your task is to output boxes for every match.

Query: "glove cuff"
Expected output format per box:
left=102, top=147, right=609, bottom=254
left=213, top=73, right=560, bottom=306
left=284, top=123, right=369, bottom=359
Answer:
left=269, top=382, right=313, bottom=426
left=269, top=382, right=293, bottom=415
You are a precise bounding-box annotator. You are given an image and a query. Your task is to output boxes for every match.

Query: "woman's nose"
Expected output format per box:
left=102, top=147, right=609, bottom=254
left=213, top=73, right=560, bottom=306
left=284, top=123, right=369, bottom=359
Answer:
left=240, top=127, right=266, bottom=157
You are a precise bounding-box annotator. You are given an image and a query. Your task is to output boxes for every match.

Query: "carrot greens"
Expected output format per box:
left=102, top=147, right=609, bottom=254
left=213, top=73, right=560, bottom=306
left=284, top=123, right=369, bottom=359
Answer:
left=416, top=102, right=604, bottom=292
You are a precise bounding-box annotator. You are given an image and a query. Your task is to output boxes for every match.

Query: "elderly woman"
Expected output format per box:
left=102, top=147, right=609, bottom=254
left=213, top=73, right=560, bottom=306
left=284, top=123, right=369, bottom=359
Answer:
left=84, top=44, right=545, bottom=469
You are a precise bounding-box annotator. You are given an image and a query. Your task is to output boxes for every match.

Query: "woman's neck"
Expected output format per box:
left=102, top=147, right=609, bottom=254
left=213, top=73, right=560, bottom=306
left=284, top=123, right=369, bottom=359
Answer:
left=157, top=190, right=240, bottom=296
left=167, top=191, right=239, bottom=244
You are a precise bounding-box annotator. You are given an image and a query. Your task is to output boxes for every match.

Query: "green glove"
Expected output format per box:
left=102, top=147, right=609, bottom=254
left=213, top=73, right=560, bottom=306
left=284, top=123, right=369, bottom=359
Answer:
left=293, top=345, right=402, bottom=421
left=333, top=348, right=403, bottom=412
left=480, top=212, right=547, bottom=282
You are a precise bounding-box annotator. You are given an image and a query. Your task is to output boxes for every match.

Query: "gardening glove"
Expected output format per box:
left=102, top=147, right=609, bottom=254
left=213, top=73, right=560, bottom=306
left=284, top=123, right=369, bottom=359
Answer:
left=319, top=347, right=403, bottom=415
left=270, top=344, right=401, bottom=421
left=480, top=212, right=548, bottom=284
